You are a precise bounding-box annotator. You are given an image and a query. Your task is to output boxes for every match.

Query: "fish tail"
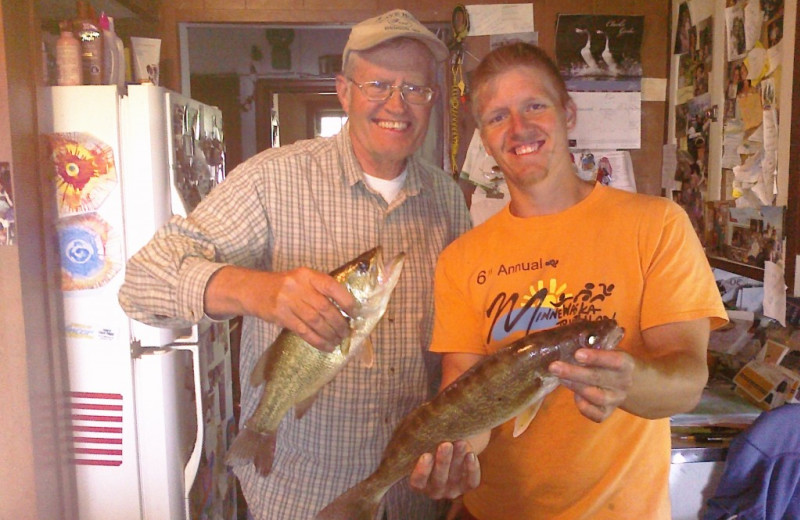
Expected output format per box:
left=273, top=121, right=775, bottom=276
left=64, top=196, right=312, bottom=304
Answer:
left=315, top=481, right=383, bottom=520
left=224, top=426, right=276, bottom=476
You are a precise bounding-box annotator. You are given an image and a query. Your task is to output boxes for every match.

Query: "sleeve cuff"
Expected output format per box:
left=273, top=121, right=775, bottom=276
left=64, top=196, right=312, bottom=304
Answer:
left=176, top=258, right=231, bottom=323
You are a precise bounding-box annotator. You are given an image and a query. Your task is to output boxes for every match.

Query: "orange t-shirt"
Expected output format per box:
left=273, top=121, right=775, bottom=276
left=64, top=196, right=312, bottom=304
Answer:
left=430, top=184, right=728, bottom=519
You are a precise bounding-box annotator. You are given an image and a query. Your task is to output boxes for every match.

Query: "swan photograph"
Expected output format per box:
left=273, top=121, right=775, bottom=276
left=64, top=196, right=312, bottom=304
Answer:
left=554, top=14, right=644, bottom=91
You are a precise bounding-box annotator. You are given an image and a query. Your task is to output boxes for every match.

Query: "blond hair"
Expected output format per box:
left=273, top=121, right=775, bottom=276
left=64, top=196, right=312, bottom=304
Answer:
left=471, top=43, right=570, bottom=124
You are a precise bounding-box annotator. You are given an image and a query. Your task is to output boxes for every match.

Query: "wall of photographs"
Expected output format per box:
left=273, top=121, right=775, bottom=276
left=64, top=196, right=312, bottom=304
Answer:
left=668, top=0, right=797, bottom=293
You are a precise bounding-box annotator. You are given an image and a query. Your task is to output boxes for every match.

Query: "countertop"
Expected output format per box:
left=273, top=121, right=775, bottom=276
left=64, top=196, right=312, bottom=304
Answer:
left=669, top=383, right=762, bottom=464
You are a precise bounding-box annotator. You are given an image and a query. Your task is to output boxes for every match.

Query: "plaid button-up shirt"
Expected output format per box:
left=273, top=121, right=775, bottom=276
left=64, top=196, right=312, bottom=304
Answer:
left=119, top=126, right=472, bottom=520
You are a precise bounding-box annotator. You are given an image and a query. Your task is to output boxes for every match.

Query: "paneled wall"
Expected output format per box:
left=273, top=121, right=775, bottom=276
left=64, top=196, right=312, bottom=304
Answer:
left=160, top=0, right=670, bottom=195
left=0, top=0, right=76, bottom=517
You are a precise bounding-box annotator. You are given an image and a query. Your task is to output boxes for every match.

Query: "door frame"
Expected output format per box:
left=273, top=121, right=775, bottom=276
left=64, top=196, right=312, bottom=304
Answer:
left=254, top=77, right=337, bottom=152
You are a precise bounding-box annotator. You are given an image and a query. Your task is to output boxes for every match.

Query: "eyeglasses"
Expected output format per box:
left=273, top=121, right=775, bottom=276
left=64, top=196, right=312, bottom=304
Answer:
left=347, top=78, right=435, bottom=105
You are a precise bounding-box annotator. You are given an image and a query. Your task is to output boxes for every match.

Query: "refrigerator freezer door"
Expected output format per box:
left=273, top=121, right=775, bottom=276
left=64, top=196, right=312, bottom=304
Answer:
left=119, top=85, right=182, bottom=349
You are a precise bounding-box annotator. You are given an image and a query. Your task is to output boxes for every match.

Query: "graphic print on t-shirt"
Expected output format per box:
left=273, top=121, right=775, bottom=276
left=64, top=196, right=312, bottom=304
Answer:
left=480, top=258, right=616, bottom=344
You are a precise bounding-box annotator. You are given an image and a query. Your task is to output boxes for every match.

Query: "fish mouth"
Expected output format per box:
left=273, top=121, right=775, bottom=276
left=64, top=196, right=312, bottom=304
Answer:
left=379, top=251, right=406, bottom=288
left=351, top=248, right=405, bottom=323
left=604, top=326, right=625, bottom=350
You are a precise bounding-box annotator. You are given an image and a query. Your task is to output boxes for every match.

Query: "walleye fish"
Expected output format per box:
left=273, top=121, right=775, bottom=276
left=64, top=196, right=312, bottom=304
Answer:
left=315, top=318, right=625, bottom=520
left=225, top=246, right=405, bottom=476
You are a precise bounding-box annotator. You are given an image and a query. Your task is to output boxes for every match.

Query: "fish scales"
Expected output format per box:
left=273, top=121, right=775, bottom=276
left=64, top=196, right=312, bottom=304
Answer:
left=247, top=330, right=343, bottom=433
left=315, top=318, right=625, bottom=520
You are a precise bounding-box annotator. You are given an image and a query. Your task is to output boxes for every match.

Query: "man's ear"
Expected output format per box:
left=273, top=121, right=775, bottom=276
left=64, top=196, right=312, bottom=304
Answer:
left=336, top=74, right=350, bottom=114
left=564, top=98, right=577, bottom=130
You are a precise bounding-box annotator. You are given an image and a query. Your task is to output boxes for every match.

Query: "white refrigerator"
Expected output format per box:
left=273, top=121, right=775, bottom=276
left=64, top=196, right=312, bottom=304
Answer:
left=37, top=85, right=238, bottom=520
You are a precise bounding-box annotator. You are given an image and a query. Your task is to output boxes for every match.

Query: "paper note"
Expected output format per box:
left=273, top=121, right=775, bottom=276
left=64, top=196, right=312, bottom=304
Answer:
left=568, top=91, right=641, bottom=149
left=461, top=129, right=499, bottom=189
left=767, top=41, right=783, bottom=75
left=764, top=261, right=787, bottom=326
left=662, top=143, right=679, bottom=193
left=743, top=0, right=764, bottom=51
left=687, top=0, right=714, bottom=24
left=466, top=4, right=534, bottom=36
left=733, top=148, right=764, bottom=184
left=744, top=44, right=768, bottom=84
left=573, top=150, right=636, bottom=192
left=763, top=108, right=778, bottom=170
left=641, top=77, right=667, bottom=102
left=738, top=90, right=763, bottom=131
left=726, top=4, right=747, bottom=61
left=721, top=128, right=744, bottom=169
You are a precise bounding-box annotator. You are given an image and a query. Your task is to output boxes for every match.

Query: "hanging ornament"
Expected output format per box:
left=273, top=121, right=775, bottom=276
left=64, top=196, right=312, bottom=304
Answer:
left=449, top=5, right=470, bottom=179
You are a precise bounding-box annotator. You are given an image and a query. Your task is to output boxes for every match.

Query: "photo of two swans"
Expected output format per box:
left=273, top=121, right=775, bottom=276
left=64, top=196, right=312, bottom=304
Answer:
left=555, top=15, right=644, bottom=90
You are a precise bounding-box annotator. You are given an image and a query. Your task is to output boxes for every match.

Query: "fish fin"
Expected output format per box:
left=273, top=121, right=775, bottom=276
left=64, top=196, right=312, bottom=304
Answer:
left=295, top=393, right=320, bottom=419
left=224, top=426, right=276, bottom=476
left=513, top=378, right=560, bottom=438
left=340, top=336, right=352, bottom=356
left=513, top=400, right=544, bottom=438
left=358, top=336, right=375, bottom=368
left=315, top=481, right=383, bottom=520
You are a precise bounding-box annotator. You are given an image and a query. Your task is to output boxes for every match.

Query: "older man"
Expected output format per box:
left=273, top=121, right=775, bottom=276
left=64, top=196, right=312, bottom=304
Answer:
left=119, top=9, right=470, bottom=520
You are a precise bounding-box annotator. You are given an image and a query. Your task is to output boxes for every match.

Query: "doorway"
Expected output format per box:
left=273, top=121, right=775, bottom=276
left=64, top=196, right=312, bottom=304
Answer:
left=253, top=77, right=338, bottom=152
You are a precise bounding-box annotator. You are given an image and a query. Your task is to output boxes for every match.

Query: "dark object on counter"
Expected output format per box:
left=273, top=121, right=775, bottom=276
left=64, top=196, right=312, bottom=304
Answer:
left=702, top=404, right=800, bottom=519
left=786, top=297, right=800, bottom=327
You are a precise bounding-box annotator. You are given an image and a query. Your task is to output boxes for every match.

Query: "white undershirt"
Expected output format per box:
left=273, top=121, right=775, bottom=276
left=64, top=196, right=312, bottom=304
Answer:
left=362, top=169, right=408, bottom=203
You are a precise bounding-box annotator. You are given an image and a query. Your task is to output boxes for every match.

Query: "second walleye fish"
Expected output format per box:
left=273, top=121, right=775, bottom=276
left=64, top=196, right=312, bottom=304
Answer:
left=225, top=246, right=405, bottom=476
left=316, top=318, right=625, bottom=520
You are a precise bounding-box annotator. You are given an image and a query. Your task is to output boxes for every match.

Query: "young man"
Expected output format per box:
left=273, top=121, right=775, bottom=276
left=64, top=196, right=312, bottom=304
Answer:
left=411, top=43, right=727, bottom=519
left=119, top=10, right=471, bottom=520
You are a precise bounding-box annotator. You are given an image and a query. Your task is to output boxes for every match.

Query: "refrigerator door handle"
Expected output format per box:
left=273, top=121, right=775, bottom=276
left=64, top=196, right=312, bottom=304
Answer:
left=163, top=341, right=203, bottom=520
left=170, top=325, right=199, bottom=345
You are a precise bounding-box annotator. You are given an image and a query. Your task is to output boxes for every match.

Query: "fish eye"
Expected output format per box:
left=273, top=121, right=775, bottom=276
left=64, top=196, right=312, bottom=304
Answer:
left=357, top=260, right=369, bottom=272
left=587, top=333, right=597, bottom=346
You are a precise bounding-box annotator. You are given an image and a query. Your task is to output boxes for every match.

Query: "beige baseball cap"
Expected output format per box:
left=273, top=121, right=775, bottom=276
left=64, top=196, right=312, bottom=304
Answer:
left=342, top=9, right=449, bottom=69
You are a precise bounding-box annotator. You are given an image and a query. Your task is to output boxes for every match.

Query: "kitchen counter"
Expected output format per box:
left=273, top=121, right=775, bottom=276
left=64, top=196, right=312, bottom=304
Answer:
left=671, top=438, right=729, bottom=464
left=668, top=383, right=762, bottom=519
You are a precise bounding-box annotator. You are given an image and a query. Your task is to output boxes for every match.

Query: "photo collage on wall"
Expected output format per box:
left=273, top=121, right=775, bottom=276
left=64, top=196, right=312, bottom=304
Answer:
left=673, top=1, right=714, bottom=239
left=672, top=0, right=787, bottom=270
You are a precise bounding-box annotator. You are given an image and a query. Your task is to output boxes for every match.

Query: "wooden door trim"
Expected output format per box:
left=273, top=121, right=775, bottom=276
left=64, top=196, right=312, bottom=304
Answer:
left=254, top=77, right=337, bottom=151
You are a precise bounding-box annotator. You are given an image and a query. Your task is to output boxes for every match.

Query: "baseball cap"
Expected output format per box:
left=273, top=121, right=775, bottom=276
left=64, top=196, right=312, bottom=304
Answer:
left=342, top=9, right=449, bottom=68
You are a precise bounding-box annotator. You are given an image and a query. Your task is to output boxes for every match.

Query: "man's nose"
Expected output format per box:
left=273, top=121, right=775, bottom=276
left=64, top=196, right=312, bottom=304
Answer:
left=508, top=111, right=529, bottom=132
left=384, top=86, right=407, bottom=108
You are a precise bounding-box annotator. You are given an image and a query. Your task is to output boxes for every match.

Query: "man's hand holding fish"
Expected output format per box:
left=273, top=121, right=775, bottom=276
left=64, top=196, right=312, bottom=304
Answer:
left=204, top=263, right=358, bottom=352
